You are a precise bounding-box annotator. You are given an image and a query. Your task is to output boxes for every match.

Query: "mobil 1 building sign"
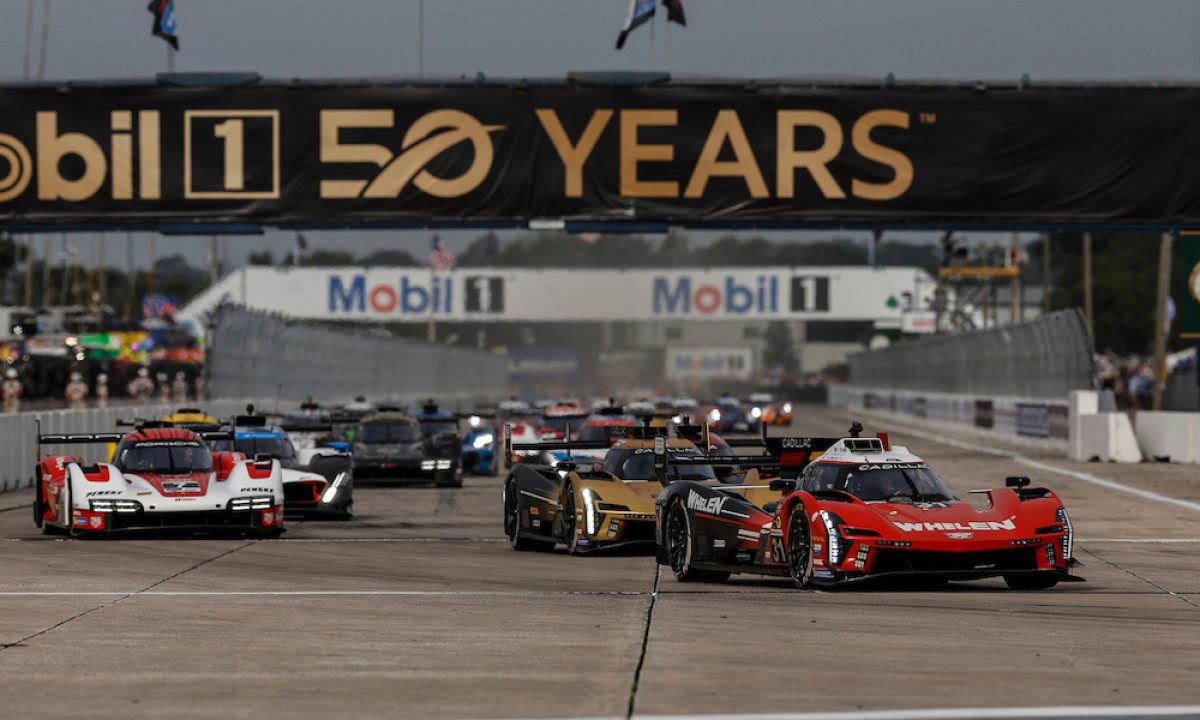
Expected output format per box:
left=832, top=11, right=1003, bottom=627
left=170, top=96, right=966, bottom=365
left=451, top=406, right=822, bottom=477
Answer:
left=6, top=79, right=1200, bottom=227
left=185, top=266, right=927, bottom=323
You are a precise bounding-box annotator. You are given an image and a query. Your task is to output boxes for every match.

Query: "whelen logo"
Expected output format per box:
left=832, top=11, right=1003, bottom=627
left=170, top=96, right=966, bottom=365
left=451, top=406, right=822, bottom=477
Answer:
left=893, top=519, right=1016, bottom=532
left=319, top=110, right=504, bottom=199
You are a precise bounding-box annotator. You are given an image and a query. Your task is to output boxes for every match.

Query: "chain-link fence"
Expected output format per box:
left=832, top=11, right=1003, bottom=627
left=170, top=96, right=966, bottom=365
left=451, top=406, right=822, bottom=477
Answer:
left=206, top=306, right=507, bottom=404
left=848, top=309, right=1094, bottom=399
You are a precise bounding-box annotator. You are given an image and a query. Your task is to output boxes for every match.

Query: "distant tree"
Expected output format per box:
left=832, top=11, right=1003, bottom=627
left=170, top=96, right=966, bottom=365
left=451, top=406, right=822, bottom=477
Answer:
left=360, top=249, right=418, bottom=266
left=302, top=250, right=357, bottom=266
left=248, top=250, right=274, bottom=266
left=763, top=321, right=800, bottom=374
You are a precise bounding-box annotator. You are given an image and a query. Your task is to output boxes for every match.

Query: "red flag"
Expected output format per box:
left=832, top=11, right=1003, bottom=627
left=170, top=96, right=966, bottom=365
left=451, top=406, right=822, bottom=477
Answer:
left=662, top=0, right=686, bottom=26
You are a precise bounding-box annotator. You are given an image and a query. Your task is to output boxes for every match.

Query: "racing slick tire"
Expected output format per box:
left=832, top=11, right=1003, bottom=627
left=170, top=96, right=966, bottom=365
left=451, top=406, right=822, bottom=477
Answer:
left=33, top=468, right=44, bottom=529
left=563, top=481, right=584, bottom=555
left=504, top=480, right=554, bottom=552
left=786, top=505, right=816, bottom=589
left=665, top=500, right=730, bottom=583
left=1003, top=574, right=1059, bottom=590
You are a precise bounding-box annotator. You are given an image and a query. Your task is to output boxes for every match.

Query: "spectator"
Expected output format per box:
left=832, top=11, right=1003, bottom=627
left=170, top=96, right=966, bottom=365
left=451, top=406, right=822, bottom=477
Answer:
left=2, top=368, right=23, bottom=413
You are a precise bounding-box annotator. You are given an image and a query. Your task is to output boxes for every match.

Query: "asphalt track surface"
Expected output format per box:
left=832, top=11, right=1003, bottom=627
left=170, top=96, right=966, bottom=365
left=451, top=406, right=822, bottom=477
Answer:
left=1, top=406, right=1199, bottom=720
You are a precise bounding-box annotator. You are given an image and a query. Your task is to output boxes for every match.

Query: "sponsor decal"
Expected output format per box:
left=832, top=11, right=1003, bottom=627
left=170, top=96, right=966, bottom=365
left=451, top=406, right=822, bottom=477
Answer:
left=780, top=437, right=813, bottom=450
left=89, top=516, right=103, bottom=529
left=945, top=532, right=974, bottom=540
left=74, top=516, right=88, bottom=526
left=814, top=568, right=835, bottom=578
left=329, top=274, right=453, bottom=316
left=161, top=481, right=202, bottom=493
left=857, top=463, right=928, bottom=471
left=687, top=490, right=728, bottom=516
left=86, top=490, right=121, bottom=496
left=893, top=519, right=1016, bottom=532
left=713, top=539, right=726, bottom=548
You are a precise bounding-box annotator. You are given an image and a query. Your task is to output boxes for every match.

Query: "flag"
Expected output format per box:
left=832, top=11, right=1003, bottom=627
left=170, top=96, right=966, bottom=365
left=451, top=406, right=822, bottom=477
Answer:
left=616, top=0, right=656, bottom=49
left=426, top=234, right=456, bottom=271
left=293, top=232, right=307, bottom=266
left=662, top=0, right=686, bottom=26
left=147, top=0, right=179, bottom=50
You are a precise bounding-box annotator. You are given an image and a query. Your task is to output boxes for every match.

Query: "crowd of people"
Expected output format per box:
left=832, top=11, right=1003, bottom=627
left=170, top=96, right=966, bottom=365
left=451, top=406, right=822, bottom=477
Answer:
left=1094, top=345, right=1199, bottom=411
left=0, top=366, right=202, bottom=412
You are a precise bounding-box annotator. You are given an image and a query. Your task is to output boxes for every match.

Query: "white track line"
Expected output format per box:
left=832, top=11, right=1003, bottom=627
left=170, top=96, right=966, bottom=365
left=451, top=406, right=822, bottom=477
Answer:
left=852, top=414, right=1200, bottom=513
left=630, top=707, right=1200, bottom=720
left=0, top=590, right=652, bottom=597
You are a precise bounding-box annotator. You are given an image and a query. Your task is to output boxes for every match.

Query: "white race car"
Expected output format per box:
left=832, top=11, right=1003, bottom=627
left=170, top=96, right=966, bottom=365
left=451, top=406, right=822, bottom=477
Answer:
left=34, top=422, right=285, bottom=537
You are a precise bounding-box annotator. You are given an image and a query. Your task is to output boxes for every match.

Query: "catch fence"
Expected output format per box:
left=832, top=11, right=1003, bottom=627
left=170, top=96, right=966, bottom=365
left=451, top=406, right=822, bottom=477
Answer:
left=206, top=306, right=507, bottom=403
left=848, top=310, right=1094, bottom=399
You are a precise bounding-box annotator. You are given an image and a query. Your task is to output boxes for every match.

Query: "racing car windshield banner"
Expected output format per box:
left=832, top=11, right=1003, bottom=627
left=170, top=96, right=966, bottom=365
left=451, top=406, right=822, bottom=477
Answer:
left=2, top=81, right=1200, bottom=226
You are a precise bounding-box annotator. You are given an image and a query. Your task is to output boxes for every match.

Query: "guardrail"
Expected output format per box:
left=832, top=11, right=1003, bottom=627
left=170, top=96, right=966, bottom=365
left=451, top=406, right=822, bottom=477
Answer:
left=206, top=306, right=507, bottom=402
left=848, top=309, right=1094, bottom=399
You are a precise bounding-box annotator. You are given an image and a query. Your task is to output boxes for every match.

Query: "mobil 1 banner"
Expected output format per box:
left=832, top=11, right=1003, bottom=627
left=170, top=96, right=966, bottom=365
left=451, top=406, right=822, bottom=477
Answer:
left=5, top=80, right=1200, bottom=226
left=207, top=266, right=925, bottom=322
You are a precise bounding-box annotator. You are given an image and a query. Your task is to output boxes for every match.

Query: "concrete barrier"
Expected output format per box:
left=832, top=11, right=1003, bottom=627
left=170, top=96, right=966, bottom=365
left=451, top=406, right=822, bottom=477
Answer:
left=1134, top=411, right=1200, bottom=463
left=1074, top=413, right=1143, bottom=463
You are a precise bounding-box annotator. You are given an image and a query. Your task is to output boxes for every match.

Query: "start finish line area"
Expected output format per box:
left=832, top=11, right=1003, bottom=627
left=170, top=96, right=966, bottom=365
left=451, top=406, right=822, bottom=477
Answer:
left=1, top=409, right=1199, bottom=719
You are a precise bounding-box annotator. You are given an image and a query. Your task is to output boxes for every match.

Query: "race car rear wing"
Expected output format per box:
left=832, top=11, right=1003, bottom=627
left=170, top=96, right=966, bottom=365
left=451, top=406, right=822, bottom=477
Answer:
left=503, top=421, right=613, bottom=469
left=650, top=434, right=839, bottom=485
left=35, top=419, right=232, bottom=457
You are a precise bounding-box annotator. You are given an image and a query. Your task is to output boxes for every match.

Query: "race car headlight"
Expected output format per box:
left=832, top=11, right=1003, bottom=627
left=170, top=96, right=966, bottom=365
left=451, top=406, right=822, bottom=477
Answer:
left=671, top=414, right=683, bottom=425
left=782, top=403, right=792, bottom=414
left=229, top=496, right=274, bottom=511
left=473, top=433, right=494, bottom=449
left=1056, top=507, right=1073, bottom=561
left=468, top=415, right=482, bottom=428
left=582, top=488, right=602, bottom=536
left=708, top=408, right=721, bottom=422
left=322, top=471, right=347, bottom=504
left=89, top=499, right=143, bottom=513
left=818, top=510, right=846, bottom=566
left=750, top=407, right=762, bottom=419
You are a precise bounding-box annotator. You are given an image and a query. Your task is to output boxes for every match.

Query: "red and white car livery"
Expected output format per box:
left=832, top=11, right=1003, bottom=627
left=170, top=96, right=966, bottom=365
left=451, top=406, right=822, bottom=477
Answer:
left=34, top=424, right=285, bottom=536
left=656, top=430, right=1081, bottom=590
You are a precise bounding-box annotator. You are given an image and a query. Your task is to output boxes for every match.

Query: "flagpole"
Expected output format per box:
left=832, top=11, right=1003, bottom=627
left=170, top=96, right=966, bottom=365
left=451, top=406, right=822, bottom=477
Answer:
left=22, top=0, right=35, bottom=81
left=418, top=0, right=425, bottom=78
left=167, top=0, right=177, bottom=73
left=36, top=0, right=51, bottom=81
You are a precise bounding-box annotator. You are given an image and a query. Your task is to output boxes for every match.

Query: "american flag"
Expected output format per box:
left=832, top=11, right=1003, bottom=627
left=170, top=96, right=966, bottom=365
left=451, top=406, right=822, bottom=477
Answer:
left=426, top=234, right=457, bottom=271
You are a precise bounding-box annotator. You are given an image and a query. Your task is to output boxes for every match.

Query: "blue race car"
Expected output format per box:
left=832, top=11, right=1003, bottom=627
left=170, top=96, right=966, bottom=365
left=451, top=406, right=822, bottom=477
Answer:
left=461, top=414, right=499, bottom=476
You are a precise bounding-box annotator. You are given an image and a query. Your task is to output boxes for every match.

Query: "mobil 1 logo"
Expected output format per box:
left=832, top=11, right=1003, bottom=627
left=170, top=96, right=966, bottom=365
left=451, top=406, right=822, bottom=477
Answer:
left=464, top=275, right=505, bottom=314
left=790, top=276, right=830, bottom=312
left=184, top=110, right=280, bottom=199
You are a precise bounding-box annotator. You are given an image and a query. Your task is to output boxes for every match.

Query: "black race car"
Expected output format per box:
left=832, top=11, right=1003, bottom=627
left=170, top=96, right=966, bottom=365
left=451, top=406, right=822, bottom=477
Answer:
left=352, top=406, right=462, bottom=487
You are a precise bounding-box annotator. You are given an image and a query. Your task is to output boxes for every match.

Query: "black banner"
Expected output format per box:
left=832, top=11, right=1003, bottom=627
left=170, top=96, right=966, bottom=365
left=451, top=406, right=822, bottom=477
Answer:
left=2, top=80, right=1200, bottom=228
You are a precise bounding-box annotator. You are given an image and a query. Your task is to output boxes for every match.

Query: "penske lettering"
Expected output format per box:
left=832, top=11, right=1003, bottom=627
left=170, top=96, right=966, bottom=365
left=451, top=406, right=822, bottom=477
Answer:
left=893, top=519, right=1016, bottom=532
left=687, top=490, right=728, bottom=516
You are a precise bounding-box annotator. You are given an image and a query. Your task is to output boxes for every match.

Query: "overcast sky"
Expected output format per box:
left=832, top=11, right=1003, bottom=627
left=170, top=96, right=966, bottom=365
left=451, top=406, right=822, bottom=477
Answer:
left=2, top=0, right=1197, bottom=268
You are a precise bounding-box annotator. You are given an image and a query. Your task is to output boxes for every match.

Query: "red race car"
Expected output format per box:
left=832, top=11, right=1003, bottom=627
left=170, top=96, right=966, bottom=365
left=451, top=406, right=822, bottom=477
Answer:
left=654, top=425, right=1081, bottom=590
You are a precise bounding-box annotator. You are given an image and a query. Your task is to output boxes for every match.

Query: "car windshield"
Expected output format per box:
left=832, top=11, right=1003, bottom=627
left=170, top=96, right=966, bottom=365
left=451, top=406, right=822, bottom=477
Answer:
left=211, top=433, right=296, bottom=460
left=359, top=422, right=420, bottom=443
left=118, top=440, right=213, bottom=474
left=805, top=463, right=954, bottom=503
left=603, top=449, right=717, bottom=482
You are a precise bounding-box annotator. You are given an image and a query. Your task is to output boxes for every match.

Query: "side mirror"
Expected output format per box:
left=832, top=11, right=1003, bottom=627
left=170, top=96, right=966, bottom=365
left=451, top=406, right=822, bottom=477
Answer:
left=1005, top=476, right=1031, bottom=489
left=769, top=479, right=797, bottom=493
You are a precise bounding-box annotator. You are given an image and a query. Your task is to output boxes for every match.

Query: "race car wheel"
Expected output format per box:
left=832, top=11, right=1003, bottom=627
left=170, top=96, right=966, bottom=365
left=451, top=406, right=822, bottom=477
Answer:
left=786, top=506, right=815, bottom=589
left=1003, top=574, right=1059, bottom=590
left=563, top=481, right=582, bottom=554
left=33, top=470, right=44, bottom=529
left=665, top=501, right=729, bottom=583
left=505, top=480, right=552, bottom=552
